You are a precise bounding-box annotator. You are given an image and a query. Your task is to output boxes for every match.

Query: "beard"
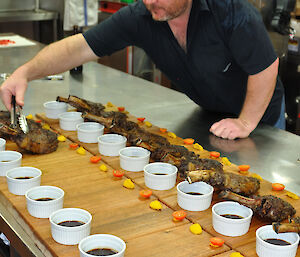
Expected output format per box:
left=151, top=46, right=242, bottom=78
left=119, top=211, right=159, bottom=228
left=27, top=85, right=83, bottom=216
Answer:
left=144, top=0, right=190, bottom=21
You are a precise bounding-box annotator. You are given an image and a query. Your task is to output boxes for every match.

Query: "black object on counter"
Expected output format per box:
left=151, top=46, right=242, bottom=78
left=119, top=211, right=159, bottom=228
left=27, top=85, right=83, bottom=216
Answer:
left=70, top=25, right=83, bottom=75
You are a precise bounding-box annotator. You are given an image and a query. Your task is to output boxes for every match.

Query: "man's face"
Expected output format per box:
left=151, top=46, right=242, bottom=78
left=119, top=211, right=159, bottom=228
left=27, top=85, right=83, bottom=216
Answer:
left=143, top=0, right=190, bottom=21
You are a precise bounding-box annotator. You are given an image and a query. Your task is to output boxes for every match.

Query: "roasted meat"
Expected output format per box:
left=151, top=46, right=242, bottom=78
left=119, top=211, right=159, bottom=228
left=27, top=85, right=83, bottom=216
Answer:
left=273, top=216, right=300, bottom=234
left=57, top=95, right=260, bottom=194
left=219, top=190, right=296, bottom=222
left=57, top=95, right=106, bottom=116
left=187, top=169, right=260, bottom=196
left=0, top=111, right=58, bottom=154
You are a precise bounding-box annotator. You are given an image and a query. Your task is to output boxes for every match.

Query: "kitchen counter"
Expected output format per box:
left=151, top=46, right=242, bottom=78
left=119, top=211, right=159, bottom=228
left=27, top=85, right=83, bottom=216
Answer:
left=0, top=36, right=299, bottom=257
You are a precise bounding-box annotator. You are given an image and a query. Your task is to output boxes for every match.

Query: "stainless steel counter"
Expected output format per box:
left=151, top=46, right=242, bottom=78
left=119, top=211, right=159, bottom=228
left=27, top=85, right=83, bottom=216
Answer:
left=0, top=37, right=299, bottom=255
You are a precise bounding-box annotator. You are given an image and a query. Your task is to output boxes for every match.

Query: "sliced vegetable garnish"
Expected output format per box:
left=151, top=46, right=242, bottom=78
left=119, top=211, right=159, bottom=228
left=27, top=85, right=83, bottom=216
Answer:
left=230, top=252, right=244, bottom=257
left=221, top=157, right=231, bottom=166
left=76, top=146, right=86, bottom=155
left=189, top=223, right=202, bottom=235
left=106, top=102, right=114, bottom=107
left=57, top=135, right=66, bottom=142
left=167, top=132, right=176, bottom=138
left=172, top=210, right=187, bottom=221
left=118, top=106, right=125, bottom=112
left=251, top=173, right=263, bottom=181
left=159, top=128, right=167, bottom=133
left=137, top=117, right=145, bottom=122
left=42, top=124, right=50, bottom=130
left=286, top=191, right=299, bottom=200
left=238, top=165, right=250, bottom=172
left=139, top=189, right=152, bottom=198
left=99, top=164, right=108, bottom=172
left=35, top=120, right=42, bottom=123
left=272, top=183, right=285, bottom=191
left=69, top=143, right=78, bottom=149
left=123, top=179, right=135, bottom=189
left=149, top=200, right=162, bottom=210
left=210, top=151, right=220, bottom=158
left=26, top=114, right=33, bottom=119
left=193, top=143, right=203, bottom=151
left=210, top=237, right=224, bottom=247
left=183, top=138, right=195, bottom=145
left=113, top=170, right=124, bottom=178
left=145, top=121, right=152, bottom=127
left=90, top=156, right=101, bottom=163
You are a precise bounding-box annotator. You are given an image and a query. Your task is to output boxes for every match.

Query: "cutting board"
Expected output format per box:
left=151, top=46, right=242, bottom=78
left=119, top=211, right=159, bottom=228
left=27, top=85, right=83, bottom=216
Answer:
left=0, top=108, right=298, bottom=257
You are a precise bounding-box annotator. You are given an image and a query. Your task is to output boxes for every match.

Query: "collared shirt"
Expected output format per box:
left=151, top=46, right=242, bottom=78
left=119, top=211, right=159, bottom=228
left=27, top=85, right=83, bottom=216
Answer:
left=83, top=0, right=283, bottom=125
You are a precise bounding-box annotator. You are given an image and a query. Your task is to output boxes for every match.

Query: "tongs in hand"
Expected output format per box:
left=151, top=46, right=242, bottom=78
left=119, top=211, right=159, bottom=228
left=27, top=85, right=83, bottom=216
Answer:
left=10, top=95, right=29, bottom=134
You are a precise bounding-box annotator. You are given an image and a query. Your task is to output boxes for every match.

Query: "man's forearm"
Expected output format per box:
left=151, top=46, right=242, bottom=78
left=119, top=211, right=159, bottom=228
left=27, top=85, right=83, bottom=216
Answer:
left=239, top=58, right=279, bottom=130
left=14, top=34, right=97, bottom=81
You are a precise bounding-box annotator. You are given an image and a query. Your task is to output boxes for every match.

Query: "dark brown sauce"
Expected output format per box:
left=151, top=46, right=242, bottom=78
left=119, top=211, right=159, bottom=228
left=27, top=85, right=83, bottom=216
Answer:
left=86, top=248, right=118, bottom=256
left=35, top=197, right=54, bottom=201
left=1, top=160, right=11, bottom=162
left=152, top=173, right=168, bottom=175
left=264, top=238, right=291, bottom=246
left=220, top=214, right=244, bottom=219
left=15, top=176, right=33, bottom=179
left=185, top=192, right=203, bottom=195
left=57, top=220, right=85, bottom=227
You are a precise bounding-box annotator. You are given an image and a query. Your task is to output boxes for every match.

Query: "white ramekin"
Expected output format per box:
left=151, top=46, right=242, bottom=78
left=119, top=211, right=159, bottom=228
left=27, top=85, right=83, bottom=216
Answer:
left=0, top=151, right=22, bottom=176
left=79, top=234, right=126, bottom=257
left=6, top=167, right=42, bottom=195
left=49, top=208, right=92, bottom=245
left=25, top=186, right=64, bottom=218
left=98, top=134, right=127, bottom=156
left=144, top=162, right=178, bottom=190
left=59, top=112, right=84, bottom=131
left=119, top=147, right=150, bottom=172
left=44, top=101, right=68, bottom=119
left=177, top=181, right=213, bottom=211
left=76, top=122, right=104, bottom=143
left=256, top=225, right=299, bottom=257
left=212, top=201, right=253, bottom=237
left=0, top=138, right=6, bottom=151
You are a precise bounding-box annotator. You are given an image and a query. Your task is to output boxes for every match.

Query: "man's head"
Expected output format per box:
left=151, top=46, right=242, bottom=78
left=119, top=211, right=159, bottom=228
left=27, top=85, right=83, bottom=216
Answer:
left=143, top=0, right=191, bottom=21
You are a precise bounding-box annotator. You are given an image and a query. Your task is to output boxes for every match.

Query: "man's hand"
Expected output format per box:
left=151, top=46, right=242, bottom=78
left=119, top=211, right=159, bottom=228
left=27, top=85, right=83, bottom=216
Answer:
left=0, top=73, right=28, bottom=110
left=209, top=118, right=254, bottom=140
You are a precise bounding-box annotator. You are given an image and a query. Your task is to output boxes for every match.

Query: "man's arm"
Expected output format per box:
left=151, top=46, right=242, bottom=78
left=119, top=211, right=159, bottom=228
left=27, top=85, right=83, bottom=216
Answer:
left=210, top=57, right=279, bottom=140
left=0, top=34, right=98, bottom=110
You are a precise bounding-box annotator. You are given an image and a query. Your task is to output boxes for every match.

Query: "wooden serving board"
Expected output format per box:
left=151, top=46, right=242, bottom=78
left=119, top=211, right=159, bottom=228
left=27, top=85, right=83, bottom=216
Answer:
left=0, top=108, right=298, bottom=257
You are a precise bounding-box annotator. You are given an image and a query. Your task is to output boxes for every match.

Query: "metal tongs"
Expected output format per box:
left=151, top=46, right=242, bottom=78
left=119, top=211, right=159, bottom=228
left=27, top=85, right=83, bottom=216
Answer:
left=10, top=95, right=29, bottom=134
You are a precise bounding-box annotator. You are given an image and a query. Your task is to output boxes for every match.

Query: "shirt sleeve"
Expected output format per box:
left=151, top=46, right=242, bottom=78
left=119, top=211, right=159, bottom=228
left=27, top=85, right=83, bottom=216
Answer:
left=83, top=3, right=140, bottom=57
left=224, top=1, right=277, bottom=75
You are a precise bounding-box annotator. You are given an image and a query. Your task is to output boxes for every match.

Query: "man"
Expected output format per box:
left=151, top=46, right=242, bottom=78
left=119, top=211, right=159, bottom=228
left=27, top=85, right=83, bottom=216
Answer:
left=0, top=0, right=283, bottom=140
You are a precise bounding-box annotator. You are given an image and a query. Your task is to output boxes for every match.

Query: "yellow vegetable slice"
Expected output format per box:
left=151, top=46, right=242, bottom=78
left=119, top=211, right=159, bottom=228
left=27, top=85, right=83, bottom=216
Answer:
left=76, top=146, right=86, bottom=155
left=144, top=121, right=152, bottom=127
left=230, top=252, right=244, bottom=257
left=106, top=102, right=114, bottom=107
left=42, top=124, right=50, bottom=130
left=189, top=223, right=202, bottom=235
left=123, top=179, right=135, bottom=189
left=286, top=191, right=299, bottom=200
left=167, top=132, right=176, bottom=139
left=57, top=135, right=66, bottom=142
left=193, top=143, right=203, bottom=151
left=149, top=200, right=162, bottom=210
left=251, top=173, right=263, bottom=181
left=26, top=114, right=33, bottom=119
left=99, top=164, right=108, bottom=172
left=221, top=157, right=231, bottom=166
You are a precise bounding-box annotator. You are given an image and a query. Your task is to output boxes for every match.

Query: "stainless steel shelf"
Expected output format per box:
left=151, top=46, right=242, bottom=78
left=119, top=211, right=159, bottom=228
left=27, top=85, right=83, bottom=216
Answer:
left=0, top=9, right=58, bottom=22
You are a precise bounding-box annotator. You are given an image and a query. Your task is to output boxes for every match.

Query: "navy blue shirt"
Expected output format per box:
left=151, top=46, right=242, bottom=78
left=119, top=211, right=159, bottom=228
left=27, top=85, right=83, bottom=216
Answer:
left=83, top=0, right=284, bottom=125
